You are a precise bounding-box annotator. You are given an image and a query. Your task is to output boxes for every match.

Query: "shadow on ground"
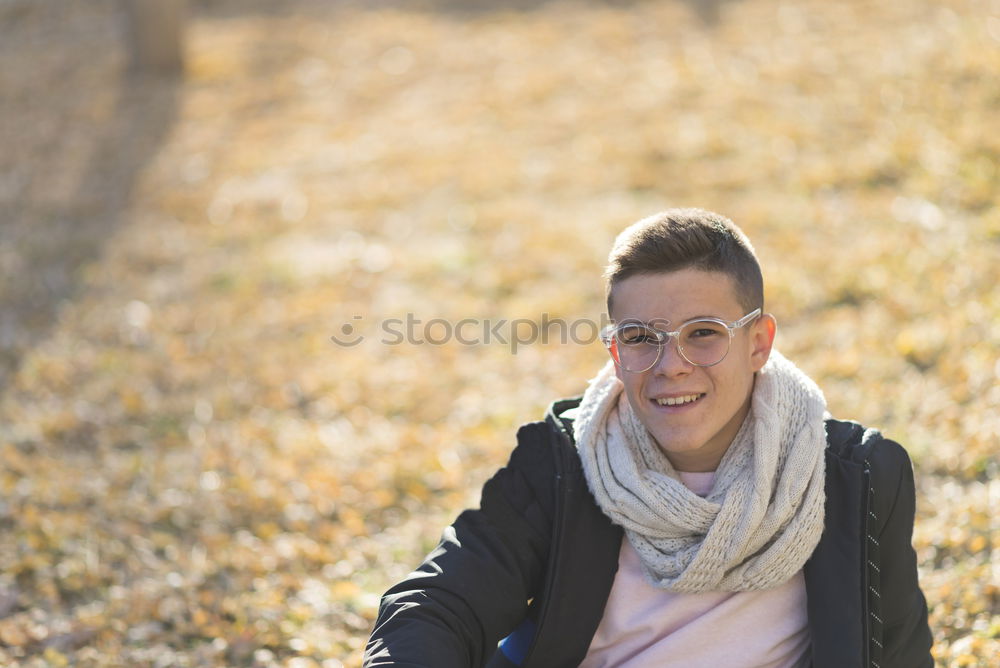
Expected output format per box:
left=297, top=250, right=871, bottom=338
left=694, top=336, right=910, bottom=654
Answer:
left=0, top=1, right=181, bottom=393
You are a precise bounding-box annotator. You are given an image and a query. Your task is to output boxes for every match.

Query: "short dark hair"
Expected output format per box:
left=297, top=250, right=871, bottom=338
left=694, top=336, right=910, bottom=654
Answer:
left=605, top=208, right=764, bottom=315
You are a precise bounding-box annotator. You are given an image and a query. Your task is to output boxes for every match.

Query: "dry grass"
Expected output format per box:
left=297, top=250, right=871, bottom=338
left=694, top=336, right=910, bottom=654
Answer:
left=0, top=0, right=997, bottom=665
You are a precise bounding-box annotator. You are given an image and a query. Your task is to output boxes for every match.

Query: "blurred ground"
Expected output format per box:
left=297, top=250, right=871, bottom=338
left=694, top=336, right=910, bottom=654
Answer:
left=0, top=0, right=997, bottom=666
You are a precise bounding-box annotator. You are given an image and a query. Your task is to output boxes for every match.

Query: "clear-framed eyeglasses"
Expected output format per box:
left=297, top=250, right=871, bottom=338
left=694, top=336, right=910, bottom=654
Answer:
left=600, top=308, right=762, bottom=373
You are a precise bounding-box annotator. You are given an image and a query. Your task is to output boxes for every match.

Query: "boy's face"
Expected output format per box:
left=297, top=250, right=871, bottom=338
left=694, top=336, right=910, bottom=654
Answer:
left=608, top=268, right=776, bottom=472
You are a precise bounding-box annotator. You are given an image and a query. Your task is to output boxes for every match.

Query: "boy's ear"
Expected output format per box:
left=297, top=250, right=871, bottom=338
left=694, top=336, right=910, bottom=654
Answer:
left=613, top=356, right=625, bottom=383
left=750, top=313, right=777, bottom=372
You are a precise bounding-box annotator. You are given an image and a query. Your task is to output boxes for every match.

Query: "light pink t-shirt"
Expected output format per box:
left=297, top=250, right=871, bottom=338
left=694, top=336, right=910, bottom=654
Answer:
left=580, top=471, right=811, bottom=668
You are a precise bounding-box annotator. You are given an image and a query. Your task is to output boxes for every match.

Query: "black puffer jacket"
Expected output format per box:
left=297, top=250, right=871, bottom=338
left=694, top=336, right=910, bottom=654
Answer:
left=365, top=398, right=933, bottom=667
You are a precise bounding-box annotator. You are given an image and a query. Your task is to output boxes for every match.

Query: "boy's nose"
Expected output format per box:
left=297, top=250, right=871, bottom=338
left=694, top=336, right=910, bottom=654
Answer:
left=651, top=336, right=693, bottom=376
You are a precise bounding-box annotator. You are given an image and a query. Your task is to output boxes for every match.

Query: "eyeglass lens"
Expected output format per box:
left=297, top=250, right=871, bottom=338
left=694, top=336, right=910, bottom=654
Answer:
left=613, top=320, right=732, bottom=371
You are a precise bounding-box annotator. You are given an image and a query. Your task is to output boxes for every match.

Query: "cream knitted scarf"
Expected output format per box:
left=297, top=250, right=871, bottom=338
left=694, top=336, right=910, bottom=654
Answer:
left=574, top=350, right=827, bottom=593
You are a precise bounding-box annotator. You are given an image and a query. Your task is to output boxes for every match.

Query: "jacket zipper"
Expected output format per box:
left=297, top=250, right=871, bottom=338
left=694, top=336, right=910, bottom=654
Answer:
left=519, top=424, right=572, bottom=667
left=861, top=461, right=872, bottom=668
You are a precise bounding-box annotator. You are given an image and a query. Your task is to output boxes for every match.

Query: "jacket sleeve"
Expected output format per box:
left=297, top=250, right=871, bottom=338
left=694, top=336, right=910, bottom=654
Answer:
left=871, top=438, right=934, bottom=667
left=364, top=424, right=557, bottom=667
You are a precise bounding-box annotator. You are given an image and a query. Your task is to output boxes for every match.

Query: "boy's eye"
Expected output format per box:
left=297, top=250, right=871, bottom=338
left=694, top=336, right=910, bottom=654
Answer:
left=619, top=326, right=658, bottom=345
left=682, top=322, right=727, bottom=340
left=690, top=327, right=720, bottom=338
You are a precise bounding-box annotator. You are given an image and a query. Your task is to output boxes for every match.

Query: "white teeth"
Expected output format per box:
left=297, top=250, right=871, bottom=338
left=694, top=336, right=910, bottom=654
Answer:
left=656, top=394, right=701, bottom=406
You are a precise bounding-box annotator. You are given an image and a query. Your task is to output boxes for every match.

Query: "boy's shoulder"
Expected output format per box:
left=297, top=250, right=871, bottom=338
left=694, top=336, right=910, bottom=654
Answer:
left=824, top=417, right=913, bottom=469
left=824, top=417, right=916, bottom=527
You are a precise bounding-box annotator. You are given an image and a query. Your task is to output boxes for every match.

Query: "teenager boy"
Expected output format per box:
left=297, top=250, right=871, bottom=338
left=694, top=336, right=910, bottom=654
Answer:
left=364, top=209, right=932, bottom=667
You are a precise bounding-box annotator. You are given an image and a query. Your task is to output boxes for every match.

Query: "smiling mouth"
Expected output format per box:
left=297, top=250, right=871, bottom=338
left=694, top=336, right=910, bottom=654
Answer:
left=654, top=393, right=705, bottom=407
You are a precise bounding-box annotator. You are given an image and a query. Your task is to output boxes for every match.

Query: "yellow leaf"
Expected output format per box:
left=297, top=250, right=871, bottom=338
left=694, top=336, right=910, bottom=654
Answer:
left=43, top=647, right=69, bottom=667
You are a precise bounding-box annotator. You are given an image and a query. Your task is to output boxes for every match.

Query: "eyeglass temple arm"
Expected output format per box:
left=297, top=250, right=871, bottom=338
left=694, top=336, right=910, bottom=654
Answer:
left=733, top=308, right=762, bottom=329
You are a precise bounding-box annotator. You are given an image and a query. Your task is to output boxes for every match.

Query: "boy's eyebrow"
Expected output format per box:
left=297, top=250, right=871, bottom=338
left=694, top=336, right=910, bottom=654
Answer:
left=614, top=313, right=726, bottom=329
left=628, top=313, right=725, bottom=324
